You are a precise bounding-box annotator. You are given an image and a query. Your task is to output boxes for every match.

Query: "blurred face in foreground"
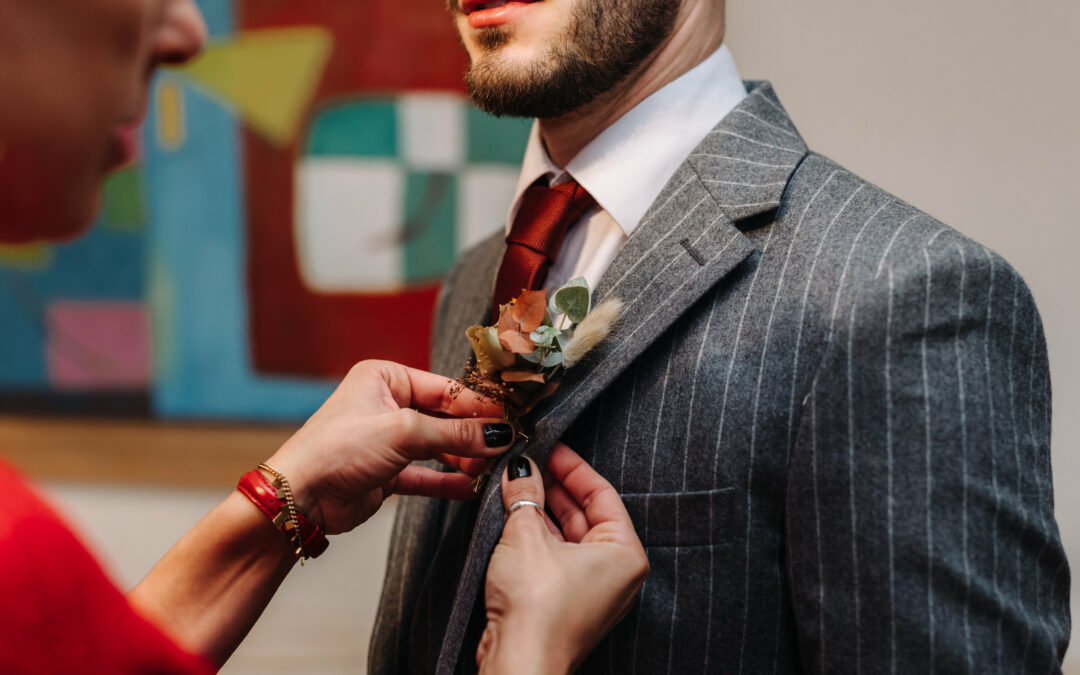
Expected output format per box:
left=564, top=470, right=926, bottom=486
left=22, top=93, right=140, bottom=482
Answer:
left=449, top=0, right=681, bottom=119
left=0, top=0, right=207, bottom=244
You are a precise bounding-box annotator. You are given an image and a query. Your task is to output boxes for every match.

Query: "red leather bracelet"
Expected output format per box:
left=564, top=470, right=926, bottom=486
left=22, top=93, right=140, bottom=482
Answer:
left=237, top=469, right=329, bottom=560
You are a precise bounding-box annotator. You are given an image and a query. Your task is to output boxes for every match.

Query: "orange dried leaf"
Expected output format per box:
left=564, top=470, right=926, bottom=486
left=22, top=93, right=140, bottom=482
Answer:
left=500, top=369, right=547, bottom=383
left=512, top=290, right=547, bottom=332
left=498, top=329, right=536, bottom=354
left=496, top=289, right=547, bottom=354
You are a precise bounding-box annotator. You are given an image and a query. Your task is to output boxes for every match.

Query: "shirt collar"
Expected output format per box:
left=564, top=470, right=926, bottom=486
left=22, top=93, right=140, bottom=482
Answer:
left=507, top=44, right=747, bottom=236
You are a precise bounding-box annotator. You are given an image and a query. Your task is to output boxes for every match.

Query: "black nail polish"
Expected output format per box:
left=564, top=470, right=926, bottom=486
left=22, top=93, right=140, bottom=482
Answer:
left=484, top=423, right=514, bottom=448
left=508, top=456, right=532, bottom=480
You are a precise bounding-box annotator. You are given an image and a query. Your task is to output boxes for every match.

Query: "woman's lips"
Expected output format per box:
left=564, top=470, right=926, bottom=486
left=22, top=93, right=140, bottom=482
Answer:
left=464, top=0, right=541, bottom=29
left=107, top=123, right=141, bottom=170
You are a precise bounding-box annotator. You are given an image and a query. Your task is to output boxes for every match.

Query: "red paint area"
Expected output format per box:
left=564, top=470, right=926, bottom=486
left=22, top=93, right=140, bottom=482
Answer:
left=239, top=1, right=470, bottom=376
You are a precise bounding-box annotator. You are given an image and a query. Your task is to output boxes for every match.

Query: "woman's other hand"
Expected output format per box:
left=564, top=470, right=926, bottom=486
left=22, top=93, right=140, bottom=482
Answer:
left=478, top=443, right=649, bottom=675
left=265, top=360, right=512, bottom=534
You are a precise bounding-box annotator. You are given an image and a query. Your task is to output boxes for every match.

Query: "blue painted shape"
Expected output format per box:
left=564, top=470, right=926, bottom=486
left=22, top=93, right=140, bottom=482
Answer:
left=46, top=226, right=145, bottom=300
left=0, top=198, right=146, bottom=388
left=145, top=75, right=334, bottom=422
left=195, top=0, right=234, bottom=39
left=0, top=270, right=48, bottom=386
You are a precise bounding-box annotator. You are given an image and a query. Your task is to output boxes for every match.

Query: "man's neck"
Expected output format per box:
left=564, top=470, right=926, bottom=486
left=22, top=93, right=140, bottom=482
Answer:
left=538, top=1, right=726, bottom=168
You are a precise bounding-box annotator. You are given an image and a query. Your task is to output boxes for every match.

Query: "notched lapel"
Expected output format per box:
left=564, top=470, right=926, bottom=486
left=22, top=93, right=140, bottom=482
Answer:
left=688, top=80, right=808, bottom=222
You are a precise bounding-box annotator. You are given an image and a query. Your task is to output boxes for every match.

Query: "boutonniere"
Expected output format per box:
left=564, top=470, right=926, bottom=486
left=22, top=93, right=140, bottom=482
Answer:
left=452, top=278, right=623, bottom=490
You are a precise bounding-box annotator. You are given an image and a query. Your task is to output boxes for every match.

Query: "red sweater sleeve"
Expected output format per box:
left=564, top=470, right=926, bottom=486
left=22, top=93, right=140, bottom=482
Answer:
left=0, top=458, right=214, bottom=674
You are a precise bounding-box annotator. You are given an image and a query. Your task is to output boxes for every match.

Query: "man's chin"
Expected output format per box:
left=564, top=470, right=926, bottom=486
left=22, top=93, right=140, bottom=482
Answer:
left=470, top=24, right=513, bottom=51
left=466, top=55, right=601, bottom=119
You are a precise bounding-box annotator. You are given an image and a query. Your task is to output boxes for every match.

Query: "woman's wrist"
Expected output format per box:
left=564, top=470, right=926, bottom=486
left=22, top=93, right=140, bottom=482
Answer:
left=482, top=619, right=575, bottom=675
left=237, top=464, right=329, bottom=561
left=261, top=445, right=325, bottom=530
left=225, top=490, right=301, bottom=562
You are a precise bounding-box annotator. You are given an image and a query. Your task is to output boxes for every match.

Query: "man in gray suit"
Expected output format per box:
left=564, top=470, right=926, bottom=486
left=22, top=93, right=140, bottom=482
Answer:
left=371, top=0, right=1070, bottom=672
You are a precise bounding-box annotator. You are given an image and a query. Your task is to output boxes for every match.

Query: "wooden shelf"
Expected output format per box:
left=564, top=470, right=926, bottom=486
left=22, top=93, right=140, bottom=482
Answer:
left=0, top=416, right=298, bottom=489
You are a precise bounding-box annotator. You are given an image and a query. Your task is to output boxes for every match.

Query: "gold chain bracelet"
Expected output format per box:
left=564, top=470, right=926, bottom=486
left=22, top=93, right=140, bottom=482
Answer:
left=257, top=463, right=306, bottom=563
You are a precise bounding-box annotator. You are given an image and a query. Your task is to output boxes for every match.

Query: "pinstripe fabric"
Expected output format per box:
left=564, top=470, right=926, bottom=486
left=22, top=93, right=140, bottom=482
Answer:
left=369, top=82, right=1069, bottom=674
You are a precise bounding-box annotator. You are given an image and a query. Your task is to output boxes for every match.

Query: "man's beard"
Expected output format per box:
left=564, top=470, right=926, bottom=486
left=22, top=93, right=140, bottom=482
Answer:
left=464, top=0, right=681, bottom=119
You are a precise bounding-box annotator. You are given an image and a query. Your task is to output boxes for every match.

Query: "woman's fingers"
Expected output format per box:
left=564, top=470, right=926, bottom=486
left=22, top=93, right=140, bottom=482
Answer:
left=501, top=455, right=564, bottom=540
left=545, top=443, right=638, bottom=544
left=541, top=473, right=591, bottom=543
left=385, top=362, right=504, bottom=418
left=397, top=412, right=515, bottom=461
left=499, top=455, right=549, bottom=536
left=435, top=453, right=490, bottom=477
left=391, top=466, right=478, bottom=500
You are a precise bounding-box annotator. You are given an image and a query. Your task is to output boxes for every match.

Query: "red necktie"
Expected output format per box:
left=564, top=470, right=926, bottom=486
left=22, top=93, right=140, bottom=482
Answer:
left=492, top=179, right=595, bottom=321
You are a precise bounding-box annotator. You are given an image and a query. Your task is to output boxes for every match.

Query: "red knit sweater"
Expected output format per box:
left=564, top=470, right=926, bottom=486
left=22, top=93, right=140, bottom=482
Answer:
left=0, top=458, right=214, bottom=674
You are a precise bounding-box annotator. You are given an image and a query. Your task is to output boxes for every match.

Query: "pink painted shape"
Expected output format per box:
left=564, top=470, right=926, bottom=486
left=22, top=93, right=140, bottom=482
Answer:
left=46, top=302, right=152, bottom=391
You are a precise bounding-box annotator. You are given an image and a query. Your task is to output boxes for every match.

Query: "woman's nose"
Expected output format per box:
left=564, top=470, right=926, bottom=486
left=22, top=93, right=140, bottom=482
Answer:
left=153, top=0, right=208, bottom=65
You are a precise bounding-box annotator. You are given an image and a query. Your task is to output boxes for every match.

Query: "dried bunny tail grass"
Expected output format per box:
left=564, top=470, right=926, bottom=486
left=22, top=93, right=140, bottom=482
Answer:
left=562, top=298, right=624, bottom=367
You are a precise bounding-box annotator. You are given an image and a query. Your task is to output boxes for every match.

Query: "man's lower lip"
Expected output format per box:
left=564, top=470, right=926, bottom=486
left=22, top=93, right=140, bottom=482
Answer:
left=467, top=1, right=539, bottom=29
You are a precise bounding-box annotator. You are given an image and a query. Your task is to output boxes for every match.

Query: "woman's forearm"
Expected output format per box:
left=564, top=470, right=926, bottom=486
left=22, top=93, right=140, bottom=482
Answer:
left=127, top=491, right=297, bottom=666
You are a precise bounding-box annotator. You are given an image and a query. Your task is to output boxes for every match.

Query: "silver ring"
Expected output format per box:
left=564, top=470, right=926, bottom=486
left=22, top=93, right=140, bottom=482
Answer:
left=506, top=499, right=543, bottom=519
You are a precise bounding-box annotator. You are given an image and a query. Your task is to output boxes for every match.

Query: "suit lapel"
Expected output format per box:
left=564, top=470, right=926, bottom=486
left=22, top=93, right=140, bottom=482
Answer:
left=530, top=81, right=808, bottom=462
left=435, top=82, right=809, bottom=674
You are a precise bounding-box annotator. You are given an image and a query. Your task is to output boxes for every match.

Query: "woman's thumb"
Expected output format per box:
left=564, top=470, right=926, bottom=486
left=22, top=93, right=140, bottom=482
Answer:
left=501, top=455, right=545, bottom=525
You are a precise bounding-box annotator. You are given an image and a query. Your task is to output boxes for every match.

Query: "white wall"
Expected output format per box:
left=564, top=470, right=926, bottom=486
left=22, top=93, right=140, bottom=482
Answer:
left=725, top=0, right=1080, bottom=667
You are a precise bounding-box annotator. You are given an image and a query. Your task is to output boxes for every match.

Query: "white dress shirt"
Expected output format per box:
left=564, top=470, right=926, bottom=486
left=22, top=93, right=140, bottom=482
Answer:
left=505, top=44, right=748, bottom=307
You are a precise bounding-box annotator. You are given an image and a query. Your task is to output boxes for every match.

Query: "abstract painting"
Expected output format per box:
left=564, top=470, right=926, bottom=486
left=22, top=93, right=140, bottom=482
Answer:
left=0, top=0, right=529, bottom=422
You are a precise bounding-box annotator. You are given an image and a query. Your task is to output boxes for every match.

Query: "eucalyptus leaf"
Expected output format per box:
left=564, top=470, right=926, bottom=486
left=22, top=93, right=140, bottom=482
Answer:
left=530, top=325, right=561, bottom=348
left=520, top=350, right=543, bottom=364
left=549, top=277, right=591, bottom=324
left=541, top=350, right=565, bottom=368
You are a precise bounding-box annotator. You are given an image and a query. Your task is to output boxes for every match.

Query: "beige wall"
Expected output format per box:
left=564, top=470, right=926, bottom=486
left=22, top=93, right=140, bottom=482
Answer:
left=726, top=0, right=1080, bottom=666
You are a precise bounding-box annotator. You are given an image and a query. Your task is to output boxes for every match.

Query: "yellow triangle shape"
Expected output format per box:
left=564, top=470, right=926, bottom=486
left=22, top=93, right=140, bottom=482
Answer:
left=177, top=27, right=333, bottom=147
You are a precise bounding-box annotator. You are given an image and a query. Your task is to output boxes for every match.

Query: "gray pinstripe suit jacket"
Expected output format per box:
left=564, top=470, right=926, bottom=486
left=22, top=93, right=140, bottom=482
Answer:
left=370, top=81, right=1070, bottom=674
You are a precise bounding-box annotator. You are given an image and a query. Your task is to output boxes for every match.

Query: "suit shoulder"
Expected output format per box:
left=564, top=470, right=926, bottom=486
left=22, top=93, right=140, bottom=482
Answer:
left=784, top=152, right=1031, bottom=294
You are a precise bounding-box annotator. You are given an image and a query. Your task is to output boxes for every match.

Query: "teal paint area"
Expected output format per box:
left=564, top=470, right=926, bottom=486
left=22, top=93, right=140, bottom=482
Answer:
left=306, top=100, right=398, bottom=158
left=466, top=107, right=531, bottom=164
left=403, top=171, right=457, bottom=283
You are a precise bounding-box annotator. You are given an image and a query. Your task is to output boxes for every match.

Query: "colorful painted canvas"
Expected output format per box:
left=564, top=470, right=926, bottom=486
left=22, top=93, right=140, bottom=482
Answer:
left=0, top=0, right=530, bottom=422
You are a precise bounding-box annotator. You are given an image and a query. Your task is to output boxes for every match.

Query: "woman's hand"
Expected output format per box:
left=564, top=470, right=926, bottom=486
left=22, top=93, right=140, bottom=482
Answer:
left=478, top=443, right=649, bottom=675
left=265, top=360, right=513, bottom=534
left=130, top=360, right=511, bottom=664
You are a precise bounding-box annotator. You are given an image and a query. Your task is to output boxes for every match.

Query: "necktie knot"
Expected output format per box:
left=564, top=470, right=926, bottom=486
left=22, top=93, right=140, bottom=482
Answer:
left=506, top=181, right=594, bottom=259
left=492, top=179, right=595, bottom=320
